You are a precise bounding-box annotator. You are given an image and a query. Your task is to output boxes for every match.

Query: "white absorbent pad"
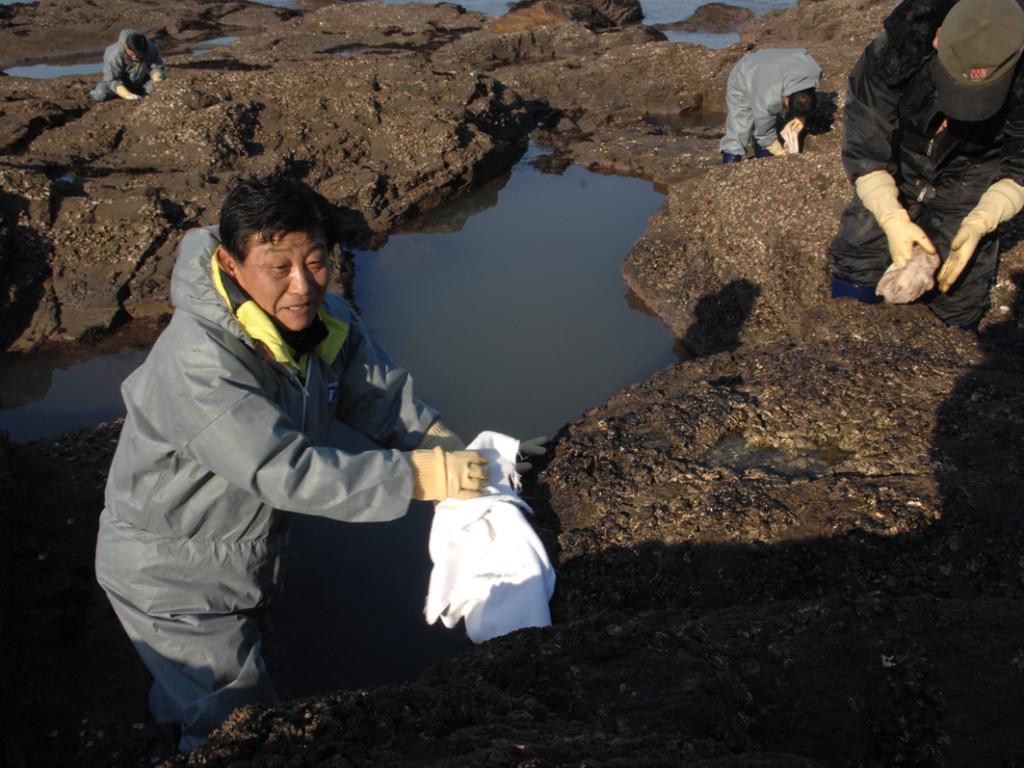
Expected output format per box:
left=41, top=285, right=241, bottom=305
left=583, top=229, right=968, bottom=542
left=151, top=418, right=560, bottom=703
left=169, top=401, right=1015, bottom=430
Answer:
left=876, top=246, right=940, bottom=304
left=424, top=431, right=555, bottom=643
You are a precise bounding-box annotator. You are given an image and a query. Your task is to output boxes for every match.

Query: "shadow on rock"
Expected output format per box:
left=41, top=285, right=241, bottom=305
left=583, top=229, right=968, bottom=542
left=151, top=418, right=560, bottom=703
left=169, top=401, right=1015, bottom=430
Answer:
left=542, top=297, right=1024, bottom=764
left=0, top=184, right=57, bottom=352
left=676, top=278, right=760, bottom=359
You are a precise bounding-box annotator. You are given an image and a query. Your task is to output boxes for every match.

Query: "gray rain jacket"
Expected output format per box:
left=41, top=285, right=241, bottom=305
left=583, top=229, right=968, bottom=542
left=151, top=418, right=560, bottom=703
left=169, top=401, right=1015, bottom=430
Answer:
left=96, top=226, right=436, bottom=619
left=100, top=27, right=165, bottom=91
left=720, top=48, right=821, bottom=156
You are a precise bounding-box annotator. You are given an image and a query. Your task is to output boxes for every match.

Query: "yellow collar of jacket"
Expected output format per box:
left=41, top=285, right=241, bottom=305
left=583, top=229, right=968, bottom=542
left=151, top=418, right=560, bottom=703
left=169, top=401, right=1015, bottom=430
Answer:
left=210, top=251, right=349, bottom=374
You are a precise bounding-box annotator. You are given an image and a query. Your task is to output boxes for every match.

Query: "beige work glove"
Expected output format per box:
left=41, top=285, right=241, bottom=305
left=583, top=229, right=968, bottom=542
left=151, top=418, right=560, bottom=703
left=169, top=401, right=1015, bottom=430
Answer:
left=114, top=84, right=141, bottom=101
left=764, top=139, right=786, bottom=157
left=409, top=447, right=491, bottom=501
left=151, top=71, right=164, bottom=82
left=937, top=178, right=1024, bottom=293
left=855, top=169, right=936, bottom=268
left=416, top=419, right=465, bottom=452
left=779, top=117, right=805, bottom=154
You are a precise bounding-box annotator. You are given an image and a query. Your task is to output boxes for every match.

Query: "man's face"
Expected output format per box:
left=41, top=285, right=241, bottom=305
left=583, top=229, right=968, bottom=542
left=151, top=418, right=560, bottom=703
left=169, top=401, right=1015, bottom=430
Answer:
left=124, top=46, right=142, bottom=60
left=218, top=228, right=331, bottom=332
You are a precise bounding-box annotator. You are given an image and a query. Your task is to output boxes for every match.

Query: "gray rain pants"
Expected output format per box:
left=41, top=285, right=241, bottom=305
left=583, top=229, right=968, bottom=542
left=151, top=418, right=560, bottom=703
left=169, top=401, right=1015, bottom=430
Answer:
left=95, top=509, right=282, bottom=750
left=828, top=194, right=999, bottom=328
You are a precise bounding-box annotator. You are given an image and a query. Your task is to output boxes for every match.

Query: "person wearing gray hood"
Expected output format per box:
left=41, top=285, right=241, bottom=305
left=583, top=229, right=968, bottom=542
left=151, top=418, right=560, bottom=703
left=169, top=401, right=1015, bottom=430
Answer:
left=95, top=176, right=496, bottom=750
left=720, top=48, right=821, bottom=163
left=90, top=28, right=165, bottom=102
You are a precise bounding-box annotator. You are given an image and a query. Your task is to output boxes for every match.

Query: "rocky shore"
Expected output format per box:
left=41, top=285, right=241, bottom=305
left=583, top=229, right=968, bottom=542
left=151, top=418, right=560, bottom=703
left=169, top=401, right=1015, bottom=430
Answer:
left=3, top=0, right=1024, bottom=766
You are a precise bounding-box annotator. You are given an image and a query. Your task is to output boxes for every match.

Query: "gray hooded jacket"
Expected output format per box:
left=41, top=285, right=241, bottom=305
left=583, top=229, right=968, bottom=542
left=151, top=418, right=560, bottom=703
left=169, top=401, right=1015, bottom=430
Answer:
left=720, top=48, right=821, bottom=156
left=96, top=226, right=436, bottom=618
left=100, top=27, right=165, bottom=91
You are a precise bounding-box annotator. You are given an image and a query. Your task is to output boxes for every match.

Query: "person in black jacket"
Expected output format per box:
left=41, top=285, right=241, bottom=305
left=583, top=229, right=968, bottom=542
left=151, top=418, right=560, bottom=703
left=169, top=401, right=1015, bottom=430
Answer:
left=828, top=0, right=1024, bottom=328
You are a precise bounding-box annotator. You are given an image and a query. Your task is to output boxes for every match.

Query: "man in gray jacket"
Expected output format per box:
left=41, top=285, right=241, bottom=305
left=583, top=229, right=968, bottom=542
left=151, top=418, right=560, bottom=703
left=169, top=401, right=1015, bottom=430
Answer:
left=720, top=48, right=821, bottom=163
left=95, top=176, right=492, bottom=749
left=90, top=28, right=165, bottom=102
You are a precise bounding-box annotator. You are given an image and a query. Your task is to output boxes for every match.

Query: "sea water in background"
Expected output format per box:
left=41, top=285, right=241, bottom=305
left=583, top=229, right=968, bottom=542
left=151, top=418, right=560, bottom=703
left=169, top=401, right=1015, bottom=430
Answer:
left=378, top=0, right=796, bottom=48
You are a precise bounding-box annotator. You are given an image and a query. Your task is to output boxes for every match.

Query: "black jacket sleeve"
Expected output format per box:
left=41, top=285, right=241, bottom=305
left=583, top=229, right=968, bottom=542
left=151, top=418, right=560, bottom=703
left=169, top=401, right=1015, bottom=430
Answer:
left=841, top=32, right=903, bottom=182
left=999, top=83, right=1024, bottom=185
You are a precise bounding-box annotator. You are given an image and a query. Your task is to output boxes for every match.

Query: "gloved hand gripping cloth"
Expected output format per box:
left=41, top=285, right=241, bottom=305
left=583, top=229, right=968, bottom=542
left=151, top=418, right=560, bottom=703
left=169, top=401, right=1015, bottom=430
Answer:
left=424, top=431, right=555, bottom=643
left=855, top=169, right=936, bottom=268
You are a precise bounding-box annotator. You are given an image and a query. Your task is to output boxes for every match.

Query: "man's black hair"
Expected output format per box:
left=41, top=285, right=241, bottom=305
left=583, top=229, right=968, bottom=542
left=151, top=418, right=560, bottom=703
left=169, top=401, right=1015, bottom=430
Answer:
left=125, top=32, right=148, bottom=55
left=786, top=88, right=816, bottom=120
left=219, top=176, right=338, bottom=262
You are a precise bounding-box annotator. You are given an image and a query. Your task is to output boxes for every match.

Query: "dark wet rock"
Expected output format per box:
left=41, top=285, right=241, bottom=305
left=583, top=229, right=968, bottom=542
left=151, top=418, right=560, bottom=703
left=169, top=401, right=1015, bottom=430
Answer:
left=0, top=0, right=301, bottom=69
left=228, top=2, right=488, bottom=59
left=495, top=35, right=725, bottom=125
left=544, top=115, right=724, bottom=185
left=623, top=153, right=849, bottom=344
left=740, top=0, right=892, bottom=63
left=656, top=3, right=755, bottom=34
left=486, top=37, right=735, bottom=183
left=622, top=149, right=1024, bottom=347
left=8, top=0, right=1024, bottom=765
left=1, top=44, right=534, bottom=349
left=494, top=0, right=643, bottom=34
left=433, top=19, right=660, bottom=72
left=0, top=168, right=60, bottom=352
left=0, top=78, right=88, bottom=154
left=3, top=421, right=162, bottom=768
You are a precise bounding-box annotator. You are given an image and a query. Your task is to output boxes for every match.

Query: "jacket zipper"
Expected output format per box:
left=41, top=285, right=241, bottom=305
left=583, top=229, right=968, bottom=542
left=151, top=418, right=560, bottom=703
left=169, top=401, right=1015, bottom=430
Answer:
left=300, top=354, right=312, bottom=433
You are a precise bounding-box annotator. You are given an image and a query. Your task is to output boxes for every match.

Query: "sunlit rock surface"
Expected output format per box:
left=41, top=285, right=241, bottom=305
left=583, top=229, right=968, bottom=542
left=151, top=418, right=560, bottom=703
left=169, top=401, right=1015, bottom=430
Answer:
left=4, top=0, right=1024, bottom=765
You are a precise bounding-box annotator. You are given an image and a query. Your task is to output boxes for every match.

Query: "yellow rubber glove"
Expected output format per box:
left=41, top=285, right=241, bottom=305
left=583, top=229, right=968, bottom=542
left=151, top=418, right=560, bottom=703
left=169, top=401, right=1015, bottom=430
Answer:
left=151, top=71, right=164, bottom=83
left=765, top=139, right=786, bottom=157
left=114, top=84, right=141, bottom=101
left=855, top=170, right=936, bottom=268
left=417, top=419, right=466, bottom=452
left=937, top=178, right=1024, bottom=293
left=409, top=447, right=491, bottom=501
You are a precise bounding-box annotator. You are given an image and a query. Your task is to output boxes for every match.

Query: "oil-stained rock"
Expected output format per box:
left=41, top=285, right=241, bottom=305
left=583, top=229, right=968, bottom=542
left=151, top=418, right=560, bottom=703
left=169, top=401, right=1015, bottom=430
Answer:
left=495, top=0, right=644, bottom=34
left=0, top=168, right=60, bottom=351
left=0, top=0, right=302, bottom=69
left=0, top=30, right=535, bottom=349
left=656, top=2, right=755, bottom=33
left=622, top=149, right=1024, bottom=347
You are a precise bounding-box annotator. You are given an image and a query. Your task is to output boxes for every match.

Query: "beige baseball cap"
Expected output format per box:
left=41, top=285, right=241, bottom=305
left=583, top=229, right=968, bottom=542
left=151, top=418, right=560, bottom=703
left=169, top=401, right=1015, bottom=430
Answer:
left=935, top=0, right=1024, bottom=121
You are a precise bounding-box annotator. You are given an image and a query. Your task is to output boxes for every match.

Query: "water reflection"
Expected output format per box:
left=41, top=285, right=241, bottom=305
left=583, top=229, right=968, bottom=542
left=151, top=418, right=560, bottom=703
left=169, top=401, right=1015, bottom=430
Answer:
left=275, top=143, right=675, bottom=698
left=354, top=142, right=676, bottom=441
left=0, top=140, right=678, bottom=696
left=191, top=36, right=240, bottom=56
left=3, top=62, right=103, bottom=79
left=702, top=433, right=855, bottom=479
left=0, top=348, right=148, bottom=441
left=661, top=29, right=740, bottom=49
left=376, top=0, right=796, bottom=36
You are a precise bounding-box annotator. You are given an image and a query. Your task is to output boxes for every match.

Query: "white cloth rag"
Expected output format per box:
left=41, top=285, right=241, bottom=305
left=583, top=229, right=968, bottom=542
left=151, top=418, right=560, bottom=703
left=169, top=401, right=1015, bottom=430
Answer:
left=876, top=246, right=940, bottom=304
left=424, top=431, right=555, bottom=643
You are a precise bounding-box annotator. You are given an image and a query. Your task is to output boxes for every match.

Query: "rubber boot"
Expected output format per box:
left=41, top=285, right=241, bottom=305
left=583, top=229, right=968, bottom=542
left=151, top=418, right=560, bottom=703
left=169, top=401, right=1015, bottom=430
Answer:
left=721, top=152, right=744, bottom=164
left=831, top=276, right=883, bottom=304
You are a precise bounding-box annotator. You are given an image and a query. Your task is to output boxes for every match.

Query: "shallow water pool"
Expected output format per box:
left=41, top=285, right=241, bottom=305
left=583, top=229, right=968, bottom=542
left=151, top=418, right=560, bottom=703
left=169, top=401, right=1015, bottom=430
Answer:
left=275, top=142, right=676, bottom=696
